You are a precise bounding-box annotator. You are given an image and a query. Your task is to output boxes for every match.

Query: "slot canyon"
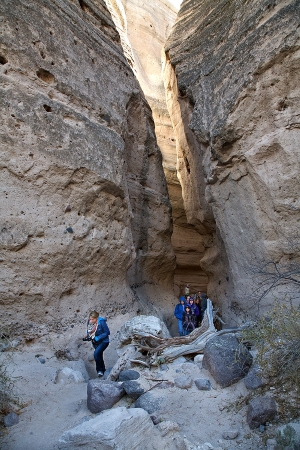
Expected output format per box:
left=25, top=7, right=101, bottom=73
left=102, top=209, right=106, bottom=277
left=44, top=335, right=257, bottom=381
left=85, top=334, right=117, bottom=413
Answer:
left=1, top=1, right=300, bottom=449
left=1, top=0, right=300, bottom=335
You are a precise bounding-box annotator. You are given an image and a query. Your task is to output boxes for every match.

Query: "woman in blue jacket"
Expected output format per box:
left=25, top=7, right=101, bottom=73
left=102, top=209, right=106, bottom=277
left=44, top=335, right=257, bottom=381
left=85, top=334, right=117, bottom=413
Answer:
left=174, top=298, right=186, bottom=336
left=83, top=310, right=110, bottom=377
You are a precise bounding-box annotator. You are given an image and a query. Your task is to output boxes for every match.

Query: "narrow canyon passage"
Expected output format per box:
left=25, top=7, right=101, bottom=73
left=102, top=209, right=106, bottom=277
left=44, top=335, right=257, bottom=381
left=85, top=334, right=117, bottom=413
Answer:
left=106, top=0, right=211, bottom=298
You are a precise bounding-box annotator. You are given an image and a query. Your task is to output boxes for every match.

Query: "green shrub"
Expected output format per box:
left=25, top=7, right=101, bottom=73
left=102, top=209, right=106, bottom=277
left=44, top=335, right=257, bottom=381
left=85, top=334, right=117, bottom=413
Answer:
left=0, top=330, right=19, bottom=419
left=242, top=303, right=300, bottom=418
left=275, top=425, right=299, bottom=450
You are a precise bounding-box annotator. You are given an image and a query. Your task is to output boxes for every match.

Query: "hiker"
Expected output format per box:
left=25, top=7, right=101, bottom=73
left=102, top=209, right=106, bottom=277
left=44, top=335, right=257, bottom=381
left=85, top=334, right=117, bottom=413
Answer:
left=182, top=305, right=196, bottom=335
left=189, top=298, right=199, bottom=316
left=200, top=293, right=208, bottom=322
left=194, top=297, right=201, bottom=327
left=83, top=310, right=110, bottom=377
left=174, top=297, right=186, bottom=336
left=184, top=284, right=190, bottom=296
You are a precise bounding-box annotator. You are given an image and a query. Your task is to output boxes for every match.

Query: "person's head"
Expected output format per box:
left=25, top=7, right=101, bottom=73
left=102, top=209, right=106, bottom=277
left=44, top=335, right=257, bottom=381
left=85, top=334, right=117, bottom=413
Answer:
left=189, top=299, right=194, bottom=304
left=89, top=310, right=99, bottom=324
left=195, top=298, right=199, bottom=304
left=186, top=296, right=190, bottom=302
left=185, top=306, right=191, bottom=313
left=180, top=298, right=185, bottom=304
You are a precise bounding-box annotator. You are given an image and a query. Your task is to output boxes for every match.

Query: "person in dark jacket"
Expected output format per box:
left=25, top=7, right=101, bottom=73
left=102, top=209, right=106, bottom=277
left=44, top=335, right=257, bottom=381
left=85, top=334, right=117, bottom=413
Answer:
left=189, top=298, right=200, bottom=326
left=200, top=293, right=208, bottom=322
left=83, top=310, right=110, bottom=377
left=174, top=298, right=186, bottom=336
left=182, top=305, right=196, bottom=335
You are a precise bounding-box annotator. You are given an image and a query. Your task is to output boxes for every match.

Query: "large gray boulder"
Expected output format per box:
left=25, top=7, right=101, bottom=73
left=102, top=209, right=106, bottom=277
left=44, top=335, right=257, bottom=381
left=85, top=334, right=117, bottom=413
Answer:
left=203, top=333, right=252, bottom=387
left=87, top=379, right=125, bottom=413
left=58, top=407, right=166, bottom=449
left=247, top=396, right=278, bottom=429
left=118, top=315, right=170, bottom=346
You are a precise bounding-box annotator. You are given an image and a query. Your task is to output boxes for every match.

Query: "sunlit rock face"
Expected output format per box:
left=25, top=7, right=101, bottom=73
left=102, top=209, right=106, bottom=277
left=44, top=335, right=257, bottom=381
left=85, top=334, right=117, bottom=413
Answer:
left=165, top=0, right=300, bottom=321
left=106, top=0, right=210, bottom=295
left=0, top=0, right=175, bottom=337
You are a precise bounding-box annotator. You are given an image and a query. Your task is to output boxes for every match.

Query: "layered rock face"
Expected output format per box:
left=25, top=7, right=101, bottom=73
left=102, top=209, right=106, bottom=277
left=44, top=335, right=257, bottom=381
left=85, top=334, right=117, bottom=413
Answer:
left=106, top=0, right=209, bottom=295
left=165, top=0, right=300, bottom=321
left=0, top=0, right=175, bottom=337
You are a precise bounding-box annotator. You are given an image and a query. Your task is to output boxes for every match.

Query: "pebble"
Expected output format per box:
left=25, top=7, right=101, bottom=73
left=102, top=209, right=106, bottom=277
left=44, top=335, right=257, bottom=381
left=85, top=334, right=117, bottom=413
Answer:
left=3, top=412, right=19, bottom=427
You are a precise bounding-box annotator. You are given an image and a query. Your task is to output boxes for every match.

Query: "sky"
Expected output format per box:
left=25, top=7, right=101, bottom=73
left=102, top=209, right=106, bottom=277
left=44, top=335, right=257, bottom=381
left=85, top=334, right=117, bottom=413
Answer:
left=169, top=0, right=182, bottom=9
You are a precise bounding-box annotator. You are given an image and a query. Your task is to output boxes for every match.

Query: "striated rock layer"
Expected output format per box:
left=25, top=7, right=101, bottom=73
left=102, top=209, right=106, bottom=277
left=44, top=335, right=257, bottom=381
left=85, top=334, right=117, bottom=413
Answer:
left=0, top=0, right=175, bottom=338
left=106, top=0, right=209, bottom=295
left=165, top=0, right=300, bottom=322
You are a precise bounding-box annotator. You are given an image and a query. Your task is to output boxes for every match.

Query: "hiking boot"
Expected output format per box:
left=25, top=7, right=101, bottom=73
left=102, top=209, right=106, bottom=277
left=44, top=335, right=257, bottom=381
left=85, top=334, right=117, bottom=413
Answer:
left=97, top=371, right=104, bottom=377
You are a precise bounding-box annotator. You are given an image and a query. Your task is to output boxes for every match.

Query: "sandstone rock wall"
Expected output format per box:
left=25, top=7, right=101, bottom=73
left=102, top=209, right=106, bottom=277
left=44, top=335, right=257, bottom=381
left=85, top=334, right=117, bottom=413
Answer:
left=165, top=0, right=300, bottom=321
left=0, top=0, right=175, bottom=338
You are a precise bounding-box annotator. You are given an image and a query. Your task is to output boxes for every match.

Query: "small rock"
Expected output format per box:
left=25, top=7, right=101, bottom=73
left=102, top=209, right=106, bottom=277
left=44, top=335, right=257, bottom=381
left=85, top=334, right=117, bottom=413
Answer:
left=150, top=414, right=160, bottom=425
left=3, top=412, right=19, bottom=427
left=174, top=376, right=193, bottom=389
left=157, top=420, right=180, bottom=436
left=194, top=378, right=211, bottom=391
left=38, top=357, right=46, bottom=364
left=122, top=380, right=145, bottom=400
left=247, top=396, right=277, bottom=429
left=118, top=369, right=140, bottom=381
left=222, top=429, right=239, bottom=440
left=194, top=354, right=203, bottom=364
left=244, top=366, right=266, bottom=390
left=134, top=391, right=163, bottom=414
left=66, top=227, right=73, bottom=233
left=159, top=364, right=168, bottom=371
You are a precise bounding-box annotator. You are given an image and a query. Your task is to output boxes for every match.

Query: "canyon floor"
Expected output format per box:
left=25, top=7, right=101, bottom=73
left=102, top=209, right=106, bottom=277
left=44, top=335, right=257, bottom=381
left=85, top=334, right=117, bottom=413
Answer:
left=0, top=316, right=282, bottom=450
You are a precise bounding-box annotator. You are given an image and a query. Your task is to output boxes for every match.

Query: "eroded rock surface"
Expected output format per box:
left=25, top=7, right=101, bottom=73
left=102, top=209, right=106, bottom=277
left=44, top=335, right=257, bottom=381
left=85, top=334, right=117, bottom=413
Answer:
left=165, top=0, right=300, bottom=320
left=0, top=0, right=175, bottom=338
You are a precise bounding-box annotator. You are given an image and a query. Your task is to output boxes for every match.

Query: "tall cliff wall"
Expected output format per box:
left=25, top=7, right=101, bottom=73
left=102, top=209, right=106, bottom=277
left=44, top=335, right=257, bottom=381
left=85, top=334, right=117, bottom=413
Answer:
left=0, top=0, right=175, bottom=338
left=165, top=0, right=300, bottom=322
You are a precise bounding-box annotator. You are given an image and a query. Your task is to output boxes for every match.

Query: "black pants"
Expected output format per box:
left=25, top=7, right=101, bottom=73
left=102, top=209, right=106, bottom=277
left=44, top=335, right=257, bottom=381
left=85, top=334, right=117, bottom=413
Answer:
left=93, top=341, right=109, bottom=373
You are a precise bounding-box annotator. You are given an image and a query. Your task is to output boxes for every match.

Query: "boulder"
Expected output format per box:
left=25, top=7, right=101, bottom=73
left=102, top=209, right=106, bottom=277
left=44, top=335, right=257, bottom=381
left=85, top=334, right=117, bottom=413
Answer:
left=247, top=396, right=277, bottom=429
left=87, top=379, right=125, bottom=414
left=122, top=380, right=145, bottom=400
left=3, top=412, right=19, bottom=427
left=194, top=379, right=211, bottom=391
left=118, top=369, right=140, bottom=381
left=174, top=376, right=193, bottom=389
left=134, top=391, right=163, bottom=414
left=244, top=366, right=266, bottom=390
left=58, top=406, right=165, bottom=449
left=203, top=334, right=252, bottom=387
left=118, top=315, right=170, bottom=346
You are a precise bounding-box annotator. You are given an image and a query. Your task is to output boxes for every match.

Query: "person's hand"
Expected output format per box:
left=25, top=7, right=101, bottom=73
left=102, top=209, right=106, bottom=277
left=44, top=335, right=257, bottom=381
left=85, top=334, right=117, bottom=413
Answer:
left=82, top=336, right=92, bottom=341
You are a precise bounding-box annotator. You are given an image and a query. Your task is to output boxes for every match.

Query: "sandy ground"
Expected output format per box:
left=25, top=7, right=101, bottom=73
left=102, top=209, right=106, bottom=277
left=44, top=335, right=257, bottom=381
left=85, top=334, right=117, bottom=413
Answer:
left=0, top=318, right=279, bottom=450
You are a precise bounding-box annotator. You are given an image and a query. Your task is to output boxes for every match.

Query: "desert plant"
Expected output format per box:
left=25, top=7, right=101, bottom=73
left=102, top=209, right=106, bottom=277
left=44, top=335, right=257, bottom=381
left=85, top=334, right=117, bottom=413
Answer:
left=0, top=330, right=19, bottom=419
left=242, top=303, right=300, bottom=385
left=275, top=425, right=300, bottom=450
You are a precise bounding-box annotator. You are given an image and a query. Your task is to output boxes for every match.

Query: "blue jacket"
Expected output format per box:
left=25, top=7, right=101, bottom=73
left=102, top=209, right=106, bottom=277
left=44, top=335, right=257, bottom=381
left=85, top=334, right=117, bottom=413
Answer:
left=88, top=317, right=110, bottom=344
left=174, top=303, right=185, bottom=320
